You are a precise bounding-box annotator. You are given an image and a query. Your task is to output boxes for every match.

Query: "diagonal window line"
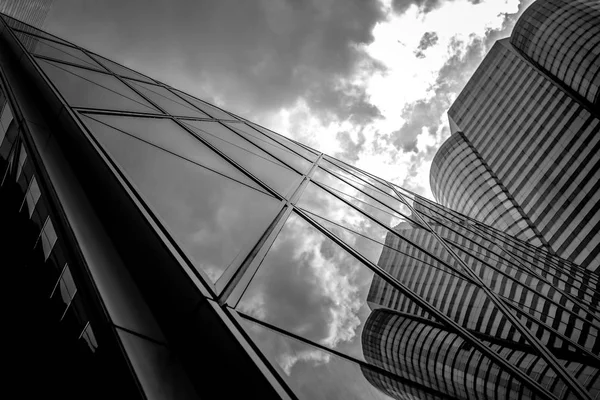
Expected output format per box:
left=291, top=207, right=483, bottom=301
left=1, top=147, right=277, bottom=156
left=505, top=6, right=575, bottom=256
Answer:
left=40, top=59, right=157, bottom=112
left=299, top=207, right=476, bottom=284
left=128, top=80, right=205, bottom=114
left=314, top=179, right=418, bottom=226
left=83, top=114, right=275, bottom=199
left=29, top=36, right=99, bottom=68
left=226, top=122, right=312, bottom=163
left=181, top=121, right=298, bottom=172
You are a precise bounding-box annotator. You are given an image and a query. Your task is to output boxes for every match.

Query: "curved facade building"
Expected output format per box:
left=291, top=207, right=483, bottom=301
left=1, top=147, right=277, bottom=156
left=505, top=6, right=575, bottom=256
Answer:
left=430, top=132, right=546, bottom=247
left=510, top=0, right=600, bottom=109
left=361, top=309, right=600, bottom=400
left=438, top=0, right=600, bottom=270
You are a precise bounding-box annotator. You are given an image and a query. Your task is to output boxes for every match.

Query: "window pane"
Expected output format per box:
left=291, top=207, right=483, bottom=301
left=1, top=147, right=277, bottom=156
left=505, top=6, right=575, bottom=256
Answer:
left=182, top=120, right=302, bottom=196
left=248, top=122, right=319, bottom=162
left=80, top=114, right=268, bottom=193
left=125, top=80, right=210, bottom=118
left=89, top=53, right=156, bottom=83
left=80, top=322, right=98, bottom=353
left=0, top=102, right=14, bottom=143
left=171, top=89, right=237, bottom=120
left=41, top=217, right=58, bottom=260
left=238, top=316, right=395, bottom=400
left=14, top=32, right=101, bottom=70
left=23, top=176, right=41, bottom=217
left=58, top=265, right=77, bottom=306
left=84, top=114, right=282, bottom=283
left=224, top=122, right=313, bottom=174
left=15, top=143, right=27, bottom=182
left=37, top=59, right=159, bottom=113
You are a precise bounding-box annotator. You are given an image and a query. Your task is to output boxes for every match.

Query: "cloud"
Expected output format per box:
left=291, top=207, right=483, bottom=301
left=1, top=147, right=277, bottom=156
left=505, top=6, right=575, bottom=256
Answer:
left=238, top=213, right=363, bottom=362
left=392, top=0, right=443, bottom=15
left=48, top=0, right=385, bottom=125
left=414, top=31, right=439, bottom=58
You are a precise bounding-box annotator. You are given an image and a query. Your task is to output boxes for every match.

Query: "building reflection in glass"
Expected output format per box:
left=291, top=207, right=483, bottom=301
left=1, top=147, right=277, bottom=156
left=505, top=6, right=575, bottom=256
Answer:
left=362, top=213, right=600, bottom=400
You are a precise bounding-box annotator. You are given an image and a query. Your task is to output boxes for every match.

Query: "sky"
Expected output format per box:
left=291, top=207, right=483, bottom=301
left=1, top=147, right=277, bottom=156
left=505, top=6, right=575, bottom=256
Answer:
left=45, top=0, right=534, bottom=199
left=40, top=1, right=543, bottom=395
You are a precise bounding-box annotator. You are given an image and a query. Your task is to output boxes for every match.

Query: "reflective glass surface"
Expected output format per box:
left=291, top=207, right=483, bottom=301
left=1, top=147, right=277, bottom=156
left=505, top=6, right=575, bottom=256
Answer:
left=89, top=53, right=156, bottom=83
left=125, top=79, right=210, bottom=118
left=15, top=32, right=101, bottom=70
left=182, top=120, right=302, bottom=197
left=5, top=17, right=599, bottom=400
left=37, top=59, right=159, bottom=113
left=171, top=89, right=237, bottom=120
left=81, top=114, right=281, bottom=283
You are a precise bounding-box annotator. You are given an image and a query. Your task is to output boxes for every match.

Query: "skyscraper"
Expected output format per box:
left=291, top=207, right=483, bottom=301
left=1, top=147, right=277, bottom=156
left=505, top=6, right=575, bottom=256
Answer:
left=431, top=0, right=600, bottom=270
left=363, top=200, right=599, bottom=399
left=1, top=6, right=599, bottom=400
left=0, top=0, right=54, bottom=28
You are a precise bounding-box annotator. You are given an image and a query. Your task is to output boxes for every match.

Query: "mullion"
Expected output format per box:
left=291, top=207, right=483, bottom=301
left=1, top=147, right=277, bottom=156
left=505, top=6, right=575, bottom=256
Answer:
left=293, top=207, right=560, bottom=400
left=305, top=179, right=477, bottom=285
left=300, top=207, right=474, bottom=283
left=390, top=184, right=593, bottom=400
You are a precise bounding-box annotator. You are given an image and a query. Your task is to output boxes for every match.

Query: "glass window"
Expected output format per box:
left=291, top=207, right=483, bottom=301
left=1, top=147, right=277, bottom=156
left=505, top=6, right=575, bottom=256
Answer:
left=224, top=122, right=313, bottom=174
left=79, top=322, right=98, bottom=353
left=80, top=114, right=268, bottom=192
left=40, top=217, right=58, bottom=260
left=21, top=176, right=41, bottom=217
left=125, top=80, right=210, bottom=118
left=238, top=316, right=399, bottom=400
left=171, top=89, right=237, bottom=120
left=0, top=102, right=14, bottom=143
left=14, top=32, right=101, bottom=70
left=51, top=263, right=77, bottom=309
left=89, top=53, right=156, bottom=83
left=182, top=120, right=302, bottom=197
left=82, top=114, right=282, bottom=283
left=15, top=143, right=27, bottom=182
left=37, top=59, right=159, bottom=114
left=248, top=122, right=319, bottom=162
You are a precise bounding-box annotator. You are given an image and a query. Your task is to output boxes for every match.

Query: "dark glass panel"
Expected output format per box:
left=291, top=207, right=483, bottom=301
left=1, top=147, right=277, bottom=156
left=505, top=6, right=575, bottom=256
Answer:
left=125, top=80, right=210, bottom=118
left=171, top=89, right=237, bottom=120
left=239, top=316, right=396, bottom=400
left=83, top=114, right=281, bottom=283
left=14, top=32, right=101, bottom=70
left=40, top=217, right=58, bottom=260
left=248, top=122, right=319, bottom=161
left=22, top=176, right=41, bottom=218
left=0, top=102, right=14, bottom=143
left=224, top=122, right=313, bottom=174
left=37, top=59, right=159, bottom=113
left=80, top=323, right=98, bottom=353
left=308, top=169, right=414, bottom=228
left=80, top=114, right=267, bottom=192
left=89, top=53, right=156, bottom=83
left=182, top=120, right=302, bottom=197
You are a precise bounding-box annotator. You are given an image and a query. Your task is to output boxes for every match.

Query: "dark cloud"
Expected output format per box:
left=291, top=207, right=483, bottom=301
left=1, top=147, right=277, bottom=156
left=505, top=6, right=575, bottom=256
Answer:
left=414, top=31, right=439, bottom=58
left=335, top=130, right=367, bottom=164
left=47, top=0, right=385, bottom=123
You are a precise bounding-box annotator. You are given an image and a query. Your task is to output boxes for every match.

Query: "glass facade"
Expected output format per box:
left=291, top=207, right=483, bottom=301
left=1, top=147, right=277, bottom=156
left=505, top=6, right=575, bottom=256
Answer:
left=510, top=0, right=600, bottom=108
left=430, top=131, right=547, bottom=248
left=445, top=34, right=600, bottom=270
left=1, top=6, right=599, bottom=400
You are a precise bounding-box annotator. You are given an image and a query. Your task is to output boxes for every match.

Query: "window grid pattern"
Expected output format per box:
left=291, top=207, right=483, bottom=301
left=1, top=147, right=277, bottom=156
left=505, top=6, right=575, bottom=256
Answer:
left=448, top=38, right=600, bottom=270
left=2, top=13, right=600, bottom=400
left=510, top=0, right=600, bottom=107
left=430, top=132, right=546, bottom=247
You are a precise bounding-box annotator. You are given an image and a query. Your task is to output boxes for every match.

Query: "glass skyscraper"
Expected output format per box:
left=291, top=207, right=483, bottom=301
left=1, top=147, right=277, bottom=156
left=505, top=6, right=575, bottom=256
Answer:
left=1, top=3, right=599, bottom=400
left=432, top=0, right=600, bottom=270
